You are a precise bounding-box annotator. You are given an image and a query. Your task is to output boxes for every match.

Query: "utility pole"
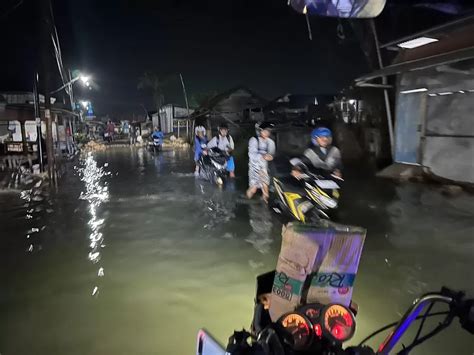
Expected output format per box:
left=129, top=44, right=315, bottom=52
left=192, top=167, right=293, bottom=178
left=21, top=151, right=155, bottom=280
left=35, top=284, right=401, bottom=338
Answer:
left=179, top=73, right=191, bottom=119
left=179, top=73, right=191, bottom=141
left=370, top=19, right=395, bottom=160
left=39, top=0, right=56, bottom=186
left=33, top=73, right=44, bottom=172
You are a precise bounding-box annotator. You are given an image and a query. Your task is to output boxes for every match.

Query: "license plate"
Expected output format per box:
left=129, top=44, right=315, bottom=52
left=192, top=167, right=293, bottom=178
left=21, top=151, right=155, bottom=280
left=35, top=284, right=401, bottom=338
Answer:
left=315, top=180, right=339, bottom=189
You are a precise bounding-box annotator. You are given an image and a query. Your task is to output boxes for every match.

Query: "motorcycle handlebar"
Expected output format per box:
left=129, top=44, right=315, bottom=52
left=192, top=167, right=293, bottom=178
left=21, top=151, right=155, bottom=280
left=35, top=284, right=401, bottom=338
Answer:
left=377, top=287, right=473, bottom=354
left=197, top=289, right=473, bottom=355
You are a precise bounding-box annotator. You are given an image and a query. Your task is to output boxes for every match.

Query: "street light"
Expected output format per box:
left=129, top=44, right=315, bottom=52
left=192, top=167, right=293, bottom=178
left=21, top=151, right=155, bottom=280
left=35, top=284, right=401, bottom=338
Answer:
left=80, top=100, right=90, bottom=109
left=50, top=72, right=92, bottom=95
left=80, top=75, right=90, bottom=84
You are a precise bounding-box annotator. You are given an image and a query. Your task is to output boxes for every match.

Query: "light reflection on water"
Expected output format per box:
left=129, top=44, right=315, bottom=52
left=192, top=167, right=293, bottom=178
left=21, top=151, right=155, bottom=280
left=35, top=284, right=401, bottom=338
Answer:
left=18, top=179, right=50, bottom=254
left=0, top=148, right=472, bottom=355
left=77, top=152, right=110, bottom=295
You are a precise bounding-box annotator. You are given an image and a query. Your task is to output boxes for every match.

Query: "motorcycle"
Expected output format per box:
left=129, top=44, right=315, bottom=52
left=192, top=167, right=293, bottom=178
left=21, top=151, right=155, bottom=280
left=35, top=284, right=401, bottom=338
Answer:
left=270, top=168, right=342, bottom=224
left=196, top=271, right=474, bottom=355
left=148, top=136, right=162, bottom=154
left=198, top=147, right=229, bottom=186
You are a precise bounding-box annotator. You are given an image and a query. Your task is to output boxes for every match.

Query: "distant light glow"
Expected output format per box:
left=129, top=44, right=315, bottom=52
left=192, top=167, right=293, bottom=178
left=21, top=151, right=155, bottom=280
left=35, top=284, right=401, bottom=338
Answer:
left=438, top=92, right=453, bottom=95
left=80, top=75, right=90, bottom=84
left=400, top=88, right=428, bottom=94
left=398, top=37, right=438, bottom=49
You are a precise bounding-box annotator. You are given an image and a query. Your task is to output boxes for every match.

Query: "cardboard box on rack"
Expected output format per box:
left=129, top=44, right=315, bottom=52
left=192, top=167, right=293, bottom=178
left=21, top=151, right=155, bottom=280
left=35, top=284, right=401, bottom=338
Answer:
left=269, top=222, right=366, bottom=322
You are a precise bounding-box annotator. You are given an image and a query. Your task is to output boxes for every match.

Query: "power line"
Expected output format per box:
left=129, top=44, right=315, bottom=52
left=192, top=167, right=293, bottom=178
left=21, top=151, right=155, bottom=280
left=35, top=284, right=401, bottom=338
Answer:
left=0, top=0, right=24, bottom=20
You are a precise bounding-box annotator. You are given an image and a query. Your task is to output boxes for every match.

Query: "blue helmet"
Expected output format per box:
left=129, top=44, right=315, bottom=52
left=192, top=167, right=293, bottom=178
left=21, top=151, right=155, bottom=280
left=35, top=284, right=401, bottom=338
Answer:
left=311, top=127, right=332, bottom=138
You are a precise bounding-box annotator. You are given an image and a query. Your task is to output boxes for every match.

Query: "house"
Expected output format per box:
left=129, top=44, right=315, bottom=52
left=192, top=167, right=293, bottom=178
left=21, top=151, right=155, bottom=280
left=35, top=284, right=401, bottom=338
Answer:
left=152, top=104, right=194, bottom=137
left=193, top=86, right=266, bottom=127
left=355, top=16, right=474, bottom=183
left=265, top=94, right=335, bottom=122
left=0, top=91, right=76, bottom=170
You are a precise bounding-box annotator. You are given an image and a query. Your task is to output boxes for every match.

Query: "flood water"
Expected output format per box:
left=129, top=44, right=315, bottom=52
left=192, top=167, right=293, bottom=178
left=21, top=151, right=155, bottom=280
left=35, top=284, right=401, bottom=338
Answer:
left=1, top=147, right=473, bottom=355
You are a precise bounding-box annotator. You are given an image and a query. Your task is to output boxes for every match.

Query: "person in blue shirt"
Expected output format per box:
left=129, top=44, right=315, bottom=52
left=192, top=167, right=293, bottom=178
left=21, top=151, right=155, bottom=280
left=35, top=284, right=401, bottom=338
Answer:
left=194, top=125, right=208, bottom=176
left=152, top=126, right=164, bottom=144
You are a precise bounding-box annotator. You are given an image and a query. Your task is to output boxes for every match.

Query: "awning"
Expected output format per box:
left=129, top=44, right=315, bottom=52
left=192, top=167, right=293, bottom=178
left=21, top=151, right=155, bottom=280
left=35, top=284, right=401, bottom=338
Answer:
left=355, top=46, right=474, bottom=85
left=380, top=15, right=474, bottom=50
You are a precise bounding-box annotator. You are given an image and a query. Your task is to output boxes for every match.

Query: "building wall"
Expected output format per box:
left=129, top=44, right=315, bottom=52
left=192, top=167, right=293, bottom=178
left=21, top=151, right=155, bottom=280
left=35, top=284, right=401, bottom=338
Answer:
left=423, top=137, right=473, bottom=182
left=155, top=105, right=194, bottom=134
left=395, top=60, right=474, bottom=183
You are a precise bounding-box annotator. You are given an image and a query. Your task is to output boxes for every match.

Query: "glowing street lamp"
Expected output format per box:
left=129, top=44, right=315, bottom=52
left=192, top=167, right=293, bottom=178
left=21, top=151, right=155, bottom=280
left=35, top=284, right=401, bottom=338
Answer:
left=80, top=100, right=90, bottom=109
left=50, top=72, right=92, bottom=94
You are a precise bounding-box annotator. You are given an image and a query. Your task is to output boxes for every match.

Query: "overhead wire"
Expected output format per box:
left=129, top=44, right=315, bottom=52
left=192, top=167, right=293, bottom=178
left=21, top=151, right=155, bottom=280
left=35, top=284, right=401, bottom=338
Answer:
left=0, top=0, right=24, bottom=21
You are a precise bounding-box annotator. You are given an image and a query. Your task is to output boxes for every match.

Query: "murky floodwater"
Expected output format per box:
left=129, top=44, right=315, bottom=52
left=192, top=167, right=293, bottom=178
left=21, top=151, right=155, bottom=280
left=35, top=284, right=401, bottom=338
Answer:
left=1, top=147, right=473, bottom=355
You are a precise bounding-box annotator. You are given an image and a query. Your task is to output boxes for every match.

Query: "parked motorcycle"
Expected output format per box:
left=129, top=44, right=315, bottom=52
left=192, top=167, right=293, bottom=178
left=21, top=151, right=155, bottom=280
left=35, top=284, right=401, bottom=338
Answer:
left=270, top=169, right=342, bottom=224
left=197, top=273, right=474, bottom=355
left=198, top=148, right=229, bottom=186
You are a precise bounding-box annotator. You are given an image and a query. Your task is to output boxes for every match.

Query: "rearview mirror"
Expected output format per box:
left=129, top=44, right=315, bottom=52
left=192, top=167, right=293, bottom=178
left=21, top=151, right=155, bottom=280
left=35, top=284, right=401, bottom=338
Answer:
left=289, top=0, right=386, bottom=18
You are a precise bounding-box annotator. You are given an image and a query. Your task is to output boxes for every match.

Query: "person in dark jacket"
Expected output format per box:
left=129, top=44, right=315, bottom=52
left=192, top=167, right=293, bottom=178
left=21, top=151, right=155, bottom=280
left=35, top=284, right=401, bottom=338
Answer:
left=291, top=127, right=342, bottom=178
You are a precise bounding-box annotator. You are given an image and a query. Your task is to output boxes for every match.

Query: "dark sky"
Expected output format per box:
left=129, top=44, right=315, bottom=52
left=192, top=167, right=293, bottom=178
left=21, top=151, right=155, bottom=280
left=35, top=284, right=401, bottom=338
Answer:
left=0, top=0, right=469, bottom=117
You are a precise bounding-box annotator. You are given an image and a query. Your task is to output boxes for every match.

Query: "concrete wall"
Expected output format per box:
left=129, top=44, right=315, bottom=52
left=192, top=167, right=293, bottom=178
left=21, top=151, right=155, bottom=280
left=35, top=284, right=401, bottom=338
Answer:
left=395, top=59, right=474, bottom=183
left=423, top=137, right=474, bottom=183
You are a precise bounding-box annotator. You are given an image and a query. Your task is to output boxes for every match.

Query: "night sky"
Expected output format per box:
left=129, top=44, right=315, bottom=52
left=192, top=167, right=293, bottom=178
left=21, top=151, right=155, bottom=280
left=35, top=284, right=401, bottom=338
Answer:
left=0, top=0, right=469, bottom=117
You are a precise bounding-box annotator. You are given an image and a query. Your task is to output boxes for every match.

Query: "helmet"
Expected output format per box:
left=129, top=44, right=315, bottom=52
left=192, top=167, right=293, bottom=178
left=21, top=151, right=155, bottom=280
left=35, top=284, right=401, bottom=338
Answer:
left=195, top=125, right=206, bottom=135
left=255, top=122, right=275, bottom=135
left=311, top=127, right=332, bottom=138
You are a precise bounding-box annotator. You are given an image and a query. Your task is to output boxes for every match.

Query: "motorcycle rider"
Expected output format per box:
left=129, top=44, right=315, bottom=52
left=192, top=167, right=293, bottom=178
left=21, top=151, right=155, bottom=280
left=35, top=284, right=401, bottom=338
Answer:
left=291, top=127, right=342, bottom=178
left=246, top=122, right=276, bottom=203
left=152, top=126, right=164, bottom=143
left=207, top=123, right=236, bottom=178
left=194, top=125, right=208, bottom=176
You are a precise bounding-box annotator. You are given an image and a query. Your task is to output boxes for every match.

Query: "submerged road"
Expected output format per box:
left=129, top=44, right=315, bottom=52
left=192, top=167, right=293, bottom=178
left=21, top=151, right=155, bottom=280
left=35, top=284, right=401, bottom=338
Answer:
left=0, top=147, right=473, bottom=354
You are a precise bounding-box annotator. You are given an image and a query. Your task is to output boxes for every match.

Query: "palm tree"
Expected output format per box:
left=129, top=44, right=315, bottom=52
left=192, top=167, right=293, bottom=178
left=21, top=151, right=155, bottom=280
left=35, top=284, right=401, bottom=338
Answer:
left=138, top=71, right=167, bottom=128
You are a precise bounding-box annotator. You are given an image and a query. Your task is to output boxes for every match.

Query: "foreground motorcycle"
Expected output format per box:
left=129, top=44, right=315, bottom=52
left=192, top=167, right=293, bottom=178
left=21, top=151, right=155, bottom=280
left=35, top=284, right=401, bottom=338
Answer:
left=198, top=148, right=229, bottom=186
left=148, top=136, right=162, bottom=154
left=196, top=272, right=474, bottom=355
left=270, top=169, right=342, bottom=224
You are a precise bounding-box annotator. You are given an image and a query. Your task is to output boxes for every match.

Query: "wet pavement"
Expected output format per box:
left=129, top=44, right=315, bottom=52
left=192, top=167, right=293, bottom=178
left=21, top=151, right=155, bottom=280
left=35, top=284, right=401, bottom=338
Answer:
left=0, top=147, right=473, bottom=355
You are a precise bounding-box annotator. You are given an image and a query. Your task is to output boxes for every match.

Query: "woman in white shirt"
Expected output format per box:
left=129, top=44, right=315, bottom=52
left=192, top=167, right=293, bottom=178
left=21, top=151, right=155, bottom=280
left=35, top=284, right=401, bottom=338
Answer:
left=246, top=122, right=276, bottom=203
